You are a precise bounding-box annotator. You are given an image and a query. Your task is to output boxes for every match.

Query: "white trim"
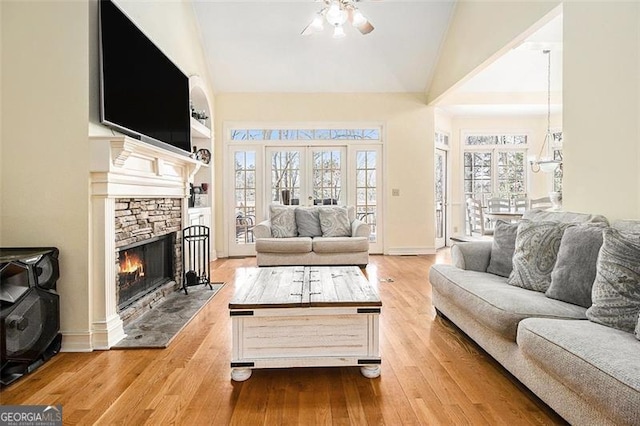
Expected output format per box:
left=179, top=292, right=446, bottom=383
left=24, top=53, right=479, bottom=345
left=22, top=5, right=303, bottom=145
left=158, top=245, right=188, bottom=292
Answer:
left=60, top=332, right=93, bottom=352
left=386, top=247, right=436, bottom=256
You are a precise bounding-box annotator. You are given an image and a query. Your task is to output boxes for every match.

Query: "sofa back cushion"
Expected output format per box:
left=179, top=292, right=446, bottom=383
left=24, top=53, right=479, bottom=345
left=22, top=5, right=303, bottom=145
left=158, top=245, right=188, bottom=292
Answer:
left=318, top=206, right=351, bottom=237
left=295, top=207, right=323, bottom=237
left=586, top=228, right=640, bottom=333
left=507, top=220, right=571, bottom=292
left=522, top=209, right=609, bottom=225
left=269, top=205, right=297, bottom=237
left=545, top=224, right=605, bottom=307
left=486, top=220, right=519, bottom=278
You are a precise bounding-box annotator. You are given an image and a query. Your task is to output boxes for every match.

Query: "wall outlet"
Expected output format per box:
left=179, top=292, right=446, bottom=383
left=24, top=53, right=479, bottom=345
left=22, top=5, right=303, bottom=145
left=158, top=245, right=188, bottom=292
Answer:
left=453, top=226, right=458, bottom=233
left=392, top=189, right=400, bottom=196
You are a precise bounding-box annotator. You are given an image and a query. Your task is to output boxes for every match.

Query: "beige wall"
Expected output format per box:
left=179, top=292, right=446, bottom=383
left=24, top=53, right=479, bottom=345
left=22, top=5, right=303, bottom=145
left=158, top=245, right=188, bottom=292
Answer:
left=430, top=1, right=640, bottom=221
left=563, top=1, right=640, bottom=220
left=2, top=0, right=215, bottom=350
left=428, top=1, right=560, bottom=104
left=1, top=1, right=91, bottom=336
left=214, top=93, right=436, bottom=255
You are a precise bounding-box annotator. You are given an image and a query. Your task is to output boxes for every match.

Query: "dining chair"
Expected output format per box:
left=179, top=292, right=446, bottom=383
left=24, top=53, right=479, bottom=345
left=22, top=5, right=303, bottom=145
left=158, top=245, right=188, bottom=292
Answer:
left=530, top=196, right=553, bottom=210
left=513, top=197, right=528, bottom=212
left=487, top=197, right=510, bottom=212
left=466, top=198, right=493, bottom=236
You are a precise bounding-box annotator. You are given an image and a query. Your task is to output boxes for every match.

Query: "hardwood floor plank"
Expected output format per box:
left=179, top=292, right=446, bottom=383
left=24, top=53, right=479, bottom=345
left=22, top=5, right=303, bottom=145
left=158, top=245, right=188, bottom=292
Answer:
left=0, top=253, right=566, bottom=425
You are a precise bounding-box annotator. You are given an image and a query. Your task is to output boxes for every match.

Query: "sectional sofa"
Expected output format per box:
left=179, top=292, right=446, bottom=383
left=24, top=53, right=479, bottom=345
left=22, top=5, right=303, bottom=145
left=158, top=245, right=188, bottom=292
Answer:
left=429, top=210, right=640, bottom=425
left=253, top=205, right=370, bottom=267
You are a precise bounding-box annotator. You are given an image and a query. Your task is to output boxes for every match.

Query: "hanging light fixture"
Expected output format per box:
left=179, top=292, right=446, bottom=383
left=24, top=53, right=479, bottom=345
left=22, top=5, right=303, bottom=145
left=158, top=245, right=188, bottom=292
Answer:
left=530, top=50, right=562, bottom=173
left=302, top=0, right=374, bottom=37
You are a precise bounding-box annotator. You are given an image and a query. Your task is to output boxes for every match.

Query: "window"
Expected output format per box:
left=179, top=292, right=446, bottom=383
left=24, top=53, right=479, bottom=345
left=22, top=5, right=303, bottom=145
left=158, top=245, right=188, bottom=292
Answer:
left=552, top=131, right=563, bottom=193
left=231, top=127, right=381, bottom=141
left=234, top=151, right=256, bottom=244
left=463, top=133, right=528, bottom=204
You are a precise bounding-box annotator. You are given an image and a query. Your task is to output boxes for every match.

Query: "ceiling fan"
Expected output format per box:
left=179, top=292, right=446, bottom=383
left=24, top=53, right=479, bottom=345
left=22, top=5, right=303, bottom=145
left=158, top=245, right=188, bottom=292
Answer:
left=302, top=0, right=375, bottom=38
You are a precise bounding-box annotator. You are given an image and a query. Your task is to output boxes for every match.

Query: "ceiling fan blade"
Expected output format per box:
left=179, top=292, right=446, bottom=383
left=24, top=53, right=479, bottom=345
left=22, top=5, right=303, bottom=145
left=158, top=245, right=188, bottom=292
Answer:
left=301, top=22, right=315, bottom=36
left=356, top=21, right=374, bottom=35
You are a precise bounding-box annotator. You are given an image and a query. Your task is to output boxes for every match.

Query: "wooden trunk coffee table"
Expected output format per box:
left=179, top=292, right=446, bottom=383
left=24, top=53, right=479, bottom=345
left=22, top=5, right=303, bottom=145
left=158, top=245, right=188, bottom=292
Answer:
left=229, top=266, right=381, bottom=381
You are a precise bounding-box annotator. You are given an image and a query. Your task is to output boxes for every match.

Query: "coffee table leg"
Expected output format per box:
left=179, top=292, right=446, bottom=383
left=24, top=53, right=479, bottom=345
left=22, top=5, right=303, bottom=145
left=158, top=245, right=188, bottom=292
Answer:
left=231, top=367, right=252, bottom=382
left=360, top=365, right=381, bottom=378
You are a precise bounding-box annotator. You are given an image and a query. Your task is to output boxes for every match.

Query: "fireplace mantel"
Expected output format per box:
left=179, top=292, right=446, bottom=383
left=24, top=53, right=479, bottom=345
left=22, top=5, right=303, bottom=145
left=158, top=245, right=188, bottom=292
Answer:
left=88, top=135, right=200, bottom=349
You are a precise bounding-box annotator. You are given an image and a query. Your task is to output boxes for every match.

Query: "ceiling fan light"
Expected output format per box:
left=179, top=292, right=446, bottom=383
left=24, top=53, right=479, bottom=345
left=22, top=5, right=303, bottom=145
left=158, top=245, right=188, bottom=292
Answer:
left=352, top=9, right=367, bottom=27
left=333, top=25, right=346, bottom=39
left=326, top=1, right=347, bottom=26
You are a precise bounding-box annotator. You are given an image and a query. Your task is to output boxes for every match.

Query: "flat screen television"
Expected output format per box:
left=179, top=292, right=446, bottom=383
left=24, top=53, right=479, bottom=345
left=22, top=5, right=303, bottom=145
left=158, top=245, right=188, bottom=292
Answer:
left=99, top=0, right=191, bottom=155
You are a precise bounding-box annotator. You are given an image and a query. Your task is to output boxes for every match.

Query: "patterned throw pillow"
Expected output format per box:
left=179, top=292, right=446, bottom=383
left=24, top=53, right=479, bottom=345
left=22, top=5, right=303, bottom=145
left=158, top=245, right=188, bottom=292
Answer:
left=318, top=206, right=351, bottom=237
left=269, top=205, right=297, bottom=238
left=545, top=224, right=605, bottom=307
left=586, top=228, right=640, bottom=333
left=507, top=220, right=571, bottom=292
left=295, top=207, right=322, bottom=237
left=486, top=220, right=519, bottom=278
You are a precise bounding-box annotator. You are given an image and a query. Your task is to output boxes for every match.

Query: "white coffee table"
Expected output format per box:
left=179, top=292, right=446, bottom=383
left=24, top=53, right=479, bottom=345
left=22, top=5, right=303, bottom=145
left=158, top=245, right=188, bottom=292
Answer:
left=229, top=266, right=382, bottom=381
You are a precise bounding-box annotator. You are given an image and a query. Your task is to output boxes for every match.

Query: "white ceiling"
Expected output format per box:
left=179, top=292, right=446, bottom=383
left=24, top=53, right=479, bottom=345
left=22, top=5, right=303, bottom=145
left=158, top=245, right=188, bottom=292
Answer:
left=192, top=0, right=456, bottom=93
left=191, top=1, right=563, bottom=116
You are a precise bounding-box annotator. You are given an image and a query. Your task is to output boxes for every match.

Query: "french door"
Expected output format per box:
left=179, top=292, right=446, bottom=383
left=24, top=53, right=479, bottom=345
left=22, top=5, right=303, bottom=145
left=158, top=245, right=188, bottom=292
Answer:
left=227, top=144, right=383, bottom=256
left=435, top=148, right=448, bottom=248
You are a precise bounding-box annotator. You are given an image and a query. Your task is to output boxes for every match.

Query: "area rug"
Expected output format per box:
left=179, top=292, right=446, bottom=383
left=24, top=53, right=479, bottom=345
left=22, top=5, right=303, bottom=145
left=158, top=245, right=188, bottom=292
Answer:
left=113, top=283, right=224, bottom=349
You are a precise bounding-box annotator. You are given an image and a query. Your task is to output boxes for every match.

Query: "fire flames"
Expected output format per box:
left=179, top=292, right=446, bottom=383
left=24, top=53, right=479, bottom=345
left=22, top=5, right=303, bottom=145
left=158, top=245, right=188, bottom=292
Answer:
left=120, top=251, right=145, bottom=277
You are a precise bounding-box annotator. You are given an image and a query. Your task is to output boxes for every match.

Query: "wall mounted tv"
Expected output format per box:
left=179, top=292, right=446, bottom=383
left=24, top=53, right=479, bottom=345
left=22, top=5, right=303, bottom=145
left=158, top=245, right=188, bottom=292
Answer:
left=99, top=0, right=191, bottom=155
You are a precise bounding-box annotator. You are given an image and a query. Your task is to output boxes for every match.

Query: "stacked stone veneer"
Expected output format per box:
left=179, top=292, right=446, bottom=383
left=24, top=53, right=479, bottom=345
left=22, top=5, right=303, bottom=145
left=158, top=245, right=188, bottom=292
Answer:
left=115, top=198, right=183, bottom=325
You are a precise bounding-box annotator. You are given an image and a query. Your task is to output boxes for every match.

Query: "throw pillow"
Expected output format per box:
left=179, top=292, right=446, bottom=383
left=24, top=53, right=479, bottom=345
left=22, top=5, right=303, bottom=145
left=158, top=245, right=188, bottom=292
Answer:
left=318, top=206, right=351, bottom=237
left=586, top=228, right=640, bottom=333
left=486, top=220, right=519, bottom=278
left=545, top=224, right=605, bottom=307
left=295, top=207, right=322, bottom=237
left=269, top=205, right=297, bottom=238
left=507, top=220, right=571, bottom=292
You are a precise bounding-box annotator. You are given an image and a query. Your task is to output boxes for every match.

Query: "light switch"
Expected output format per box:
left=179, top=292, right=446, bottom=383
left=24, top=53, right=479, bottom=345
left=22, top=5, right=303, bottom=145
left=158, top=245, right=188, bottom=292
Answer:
left=392, top=189, right=400, bottom=196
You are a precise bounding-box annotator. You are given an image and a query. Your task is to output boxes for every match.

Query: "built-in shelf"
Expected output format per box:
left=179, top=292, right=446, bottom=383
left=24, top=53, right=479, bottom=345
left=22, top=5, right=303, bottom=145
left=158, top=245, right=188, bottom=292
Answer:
left=190, top=117, right=211, bottom=139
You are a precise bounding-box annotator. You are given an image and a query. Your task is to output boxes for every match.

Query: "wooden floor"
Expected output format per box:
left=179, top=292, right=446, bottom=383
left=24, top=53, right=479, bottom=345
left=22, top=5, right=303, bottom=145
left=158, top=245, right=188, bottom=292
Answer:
left=1, top=253, right=566, bottom=425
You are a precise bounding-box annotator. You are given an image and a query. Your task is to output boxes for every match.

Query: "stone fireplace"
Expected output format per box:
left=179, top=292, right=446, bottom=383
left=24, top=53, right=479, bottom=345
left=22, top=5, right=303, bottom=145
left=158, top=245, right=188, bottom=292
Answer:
left=89, top=136, right=202, bottom=349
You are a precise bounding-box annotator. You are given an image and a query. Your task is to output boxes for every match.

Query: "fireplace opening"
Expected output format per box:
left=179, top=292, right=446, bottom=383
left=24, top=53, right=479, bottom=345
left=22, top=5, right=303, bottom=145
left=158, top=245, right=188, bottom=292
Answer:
left=117, top=234, right=174, bottom=311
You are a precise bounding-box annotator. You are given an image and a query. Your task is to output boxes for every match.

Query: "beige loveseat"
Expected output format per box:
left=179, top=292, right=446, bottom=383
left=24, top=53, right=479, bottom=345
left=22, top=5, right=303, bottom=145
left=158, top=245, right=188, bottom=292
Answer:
left=253, top=205, right=370, bottom=267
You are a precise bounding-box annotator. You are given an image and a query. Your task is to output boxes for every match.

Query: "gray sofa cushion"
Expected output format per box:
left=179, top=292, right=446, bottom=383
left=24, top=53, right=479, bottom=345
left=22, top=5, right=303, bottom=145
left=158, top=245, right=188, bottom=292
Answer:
left=295, top=207, right=322, bottom=237
left=613, top=219, right=640, bottom=233
left=313, top=237, right=369, bottom=253
left=636, top=312, right=640, bottom=340
left=522, top=209, right=609, bottom=224
left=255, top=237, right=312, bottom=253
left=508, top=220, right=571, bottom=292
left=587, top=228, right=640, bottom=333
left=429, top=264, right=587, bottom=341
left=546, top=224, right=605, bottom=308
left=318, top=206, right=351, bottom=237
left=518, top=318, right=640, bottom=426
left=269, top=205, right=297, bottom=237
left=486, top=220, right=518, bottom=278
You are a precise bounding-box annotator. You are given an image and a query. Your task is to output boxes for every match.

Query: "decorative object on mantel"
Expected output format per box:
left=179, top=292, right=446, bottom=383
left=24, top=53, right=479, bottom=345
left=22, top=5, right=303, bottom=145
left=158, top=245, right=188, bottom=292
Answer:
left=195, top=148, right=211, bottom=165
left=190, top=101, right=209, bottom=125
left=529, top=49, right=563, bottom=174
left=201, top=183, right=209, bottom=193
left=302, top=0, right=374, bottom=38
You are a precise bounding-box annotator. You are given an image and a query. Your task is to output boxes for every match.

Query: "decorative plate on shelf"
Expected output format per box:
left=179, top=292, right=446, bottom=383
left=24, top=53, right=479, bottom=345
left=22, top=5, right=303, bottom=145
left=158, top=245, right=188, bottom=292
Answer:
left=195, top=148, right=211, bottom=164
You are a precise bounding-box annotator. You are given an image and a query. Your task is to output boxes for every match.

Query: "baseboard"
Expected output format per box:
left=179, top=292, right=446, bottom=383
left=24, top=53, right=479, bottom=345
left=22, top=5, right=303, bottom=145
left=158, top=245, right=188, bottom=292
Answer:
left=386, top=247, right=436, bottom=256
left=60, top=331, right=93, bottom=352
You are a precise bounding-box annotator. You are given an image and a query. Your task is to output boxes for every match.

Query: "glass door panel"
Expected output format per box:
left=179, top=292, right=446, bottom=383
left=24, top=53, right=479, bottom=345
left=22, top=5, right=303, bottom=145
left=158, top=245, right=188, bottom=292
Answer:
left=311, top=148, right=344, bottom=205
left=228, top=147, right=262, bottom=256
left=435, top=148, right=447, bottom=248
left=269, top=149, right=303, bottom=205
left=353, top=147, right=382, bottom=253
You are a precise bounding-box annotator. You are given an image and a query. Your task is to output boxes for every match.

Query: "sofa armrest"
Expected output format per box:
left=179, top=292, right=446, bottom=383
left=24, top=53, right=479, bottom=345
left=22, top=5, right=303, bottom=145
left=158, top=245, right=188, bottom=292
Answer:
left=351, top=219, right=371, bottom=238
left=451, top=241, right=493, bottom=272
left=253, top=220, right=272, bottom=239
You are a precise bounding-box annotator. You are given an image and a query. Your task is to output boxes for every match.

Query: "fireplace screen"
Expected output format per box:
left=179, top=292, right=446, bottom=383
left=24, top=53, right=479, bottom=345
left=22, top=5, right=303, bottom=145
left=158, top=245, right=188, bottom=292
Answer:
left=117, top=234, right=174, bottom=310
